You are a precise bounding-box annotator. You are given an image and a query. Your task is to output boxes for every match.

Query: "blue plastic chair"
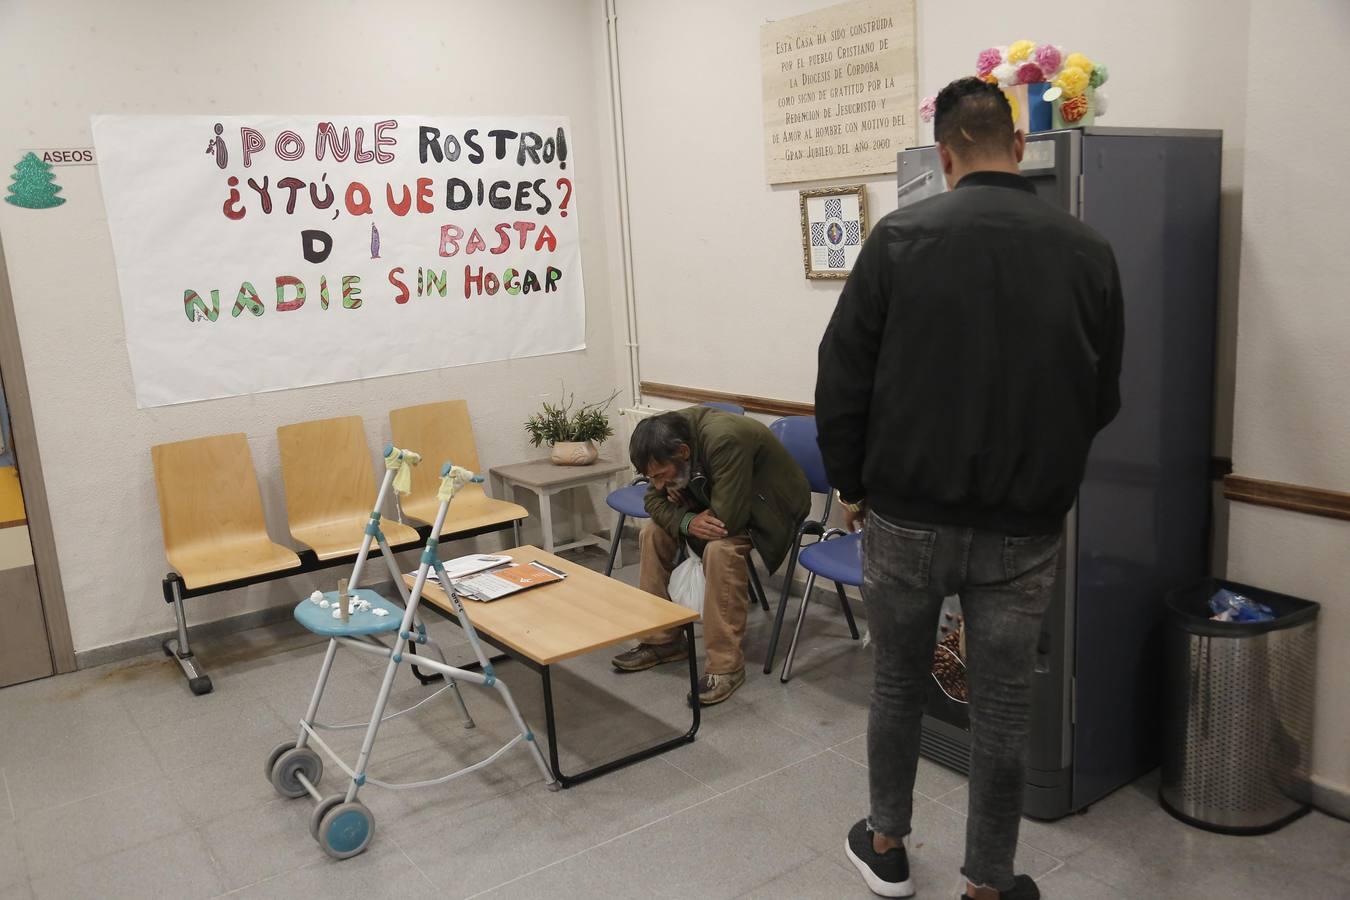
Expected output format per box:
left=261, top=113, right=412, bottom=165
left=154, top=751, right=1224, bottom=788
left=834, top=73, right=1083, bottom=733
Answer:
left=764, top=416, right=860, bottom=681
left=603, top=403, right=768, bottom=612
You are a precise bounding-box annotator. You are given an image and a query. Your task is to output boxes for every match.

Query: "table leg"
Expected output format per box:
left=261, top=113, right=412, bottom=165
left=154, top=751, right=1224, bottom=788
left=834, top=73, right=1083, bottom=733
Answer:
left=540, top=622, right=701, bottom=789
left=540, top=665, right=564, bottom=784
left=505, top=481, right=522, bottom=547
left=570, top=488, right=583, bottom=553
left=539, top=489, right=556, bottom=554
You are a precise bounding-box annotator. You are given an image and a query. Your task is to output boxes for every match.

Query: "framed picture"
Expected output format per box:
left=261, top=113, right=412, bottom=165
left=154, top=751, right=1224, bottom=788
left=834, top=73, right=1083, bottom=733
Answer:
left=799, top=184, right=869, bottom=280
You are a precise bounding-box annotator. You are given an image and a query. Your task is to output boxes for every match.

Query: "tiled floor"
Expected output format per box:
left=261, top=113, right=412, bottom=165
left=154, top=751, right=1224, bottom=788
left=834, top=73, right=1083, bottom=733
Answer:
left=0, top=544, right=1346, bottom=899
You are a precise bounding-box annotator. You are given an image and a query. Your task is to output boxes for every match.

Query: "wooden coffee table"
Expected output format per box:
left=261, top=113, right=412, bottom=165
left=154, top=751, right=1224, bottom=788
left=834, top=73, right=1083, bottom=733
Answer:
left=406, top=545, right=699, bottom=788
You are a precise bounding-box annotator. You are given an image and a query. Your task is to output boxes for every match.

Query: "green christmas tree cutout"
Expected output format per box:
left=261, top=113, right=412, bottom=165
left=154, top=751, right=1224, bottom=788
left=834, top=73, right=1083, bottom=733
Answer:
left=6, top=152, right=66, bottom=209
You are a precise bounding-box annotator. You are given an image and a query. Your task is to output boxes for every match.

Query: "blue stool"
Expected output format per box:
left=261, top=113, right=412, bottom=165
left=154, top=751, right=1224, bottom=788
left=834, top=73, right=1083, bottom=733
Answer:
left=779, top=530, right=861, bottom=682
left=764, top=416, right=860, bottom=680
left=603, top=480, right=650, bottom=576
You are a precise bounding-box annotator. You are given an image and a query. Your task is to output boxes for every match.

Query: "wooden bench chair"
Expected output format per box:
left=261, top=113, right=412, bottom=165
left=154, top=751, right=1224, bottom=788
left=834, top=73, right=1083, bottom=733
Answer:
left=277, top=416, right=420, bottom=561
left=389, top=399, right=528, bottom=542
left=152, top=433, right=302, bottom=694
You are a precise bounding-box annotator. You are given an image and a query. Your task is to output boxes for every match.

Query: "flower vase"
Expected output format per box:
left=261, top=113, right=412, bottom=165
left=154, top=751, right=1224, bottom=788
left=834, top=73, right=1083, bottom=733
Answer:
left=550, top=440, right=599, bottom=466
left=1000, top=84, right=1030, bottom=133
left=1026, top=82, right=1054, bottom=133
left=1052, top=88, right=1096, bottom=130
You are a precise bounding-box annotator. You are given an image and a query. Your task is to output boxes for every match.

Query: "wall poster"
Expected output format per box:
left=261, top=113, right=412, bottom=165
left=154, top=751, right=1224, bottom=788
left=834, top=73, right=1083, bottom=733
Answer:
left=92, top=115, right=585, bottom=408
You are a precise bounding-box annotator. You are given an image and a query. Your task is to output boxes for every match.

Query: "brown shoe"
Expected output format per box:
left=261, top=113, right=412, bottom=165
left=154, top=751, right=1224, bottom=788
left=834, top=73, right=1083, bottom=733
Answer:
left=611, top=639, right=689, bottom=672
left=694, top=668, right=746, bottom=706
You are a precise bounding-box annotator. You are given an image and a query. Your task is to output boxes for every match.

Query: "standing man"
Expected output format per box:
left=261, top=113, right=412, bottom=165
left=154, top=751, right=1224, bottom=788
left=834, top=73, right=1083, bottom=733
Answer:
left=611, top=408, right=810, bottom=706
left=817, top=77, right=1124, bottom=900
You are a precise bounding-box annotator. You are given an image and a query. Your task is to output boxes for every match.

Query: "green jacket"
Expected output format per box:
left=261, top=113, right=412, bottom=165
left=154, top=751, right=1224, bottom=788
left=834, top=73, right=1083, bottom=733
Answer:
left=644, top=407, right=811, bottom=572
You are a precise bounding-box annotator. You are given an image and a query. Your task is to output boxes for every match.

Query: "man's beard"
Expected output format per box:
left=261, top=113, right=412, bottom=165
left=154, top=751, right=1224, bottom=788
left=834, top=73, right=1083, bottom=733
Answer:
left=669, top=460, right=692, bottom=490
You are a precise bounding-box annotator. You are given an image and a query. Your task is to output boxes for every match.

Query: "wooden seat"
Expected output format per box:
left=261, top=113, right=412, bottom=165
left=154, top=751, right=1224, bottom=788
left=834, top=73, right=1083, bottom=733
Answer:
left=151, top=433, right=302, bottom=590
left=389, top=400, right=528, bottom=535
left=277, top=416, right=420, bottom=561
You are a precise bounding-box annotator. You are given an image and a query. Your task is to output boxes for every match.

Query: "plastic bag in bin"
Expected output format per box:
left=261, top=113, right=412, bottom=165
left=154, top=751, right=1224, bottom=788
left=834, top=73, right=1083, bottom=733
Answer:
left=1209, top=588, right=1275, bottom=623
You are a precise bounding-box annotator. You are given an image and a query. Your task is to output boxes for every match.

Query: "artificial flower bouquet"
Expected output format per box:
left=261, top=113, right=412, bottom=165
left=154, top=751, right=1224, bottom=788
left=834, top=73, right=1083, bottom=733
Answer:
left=921, top=41, right=1109, bottom=133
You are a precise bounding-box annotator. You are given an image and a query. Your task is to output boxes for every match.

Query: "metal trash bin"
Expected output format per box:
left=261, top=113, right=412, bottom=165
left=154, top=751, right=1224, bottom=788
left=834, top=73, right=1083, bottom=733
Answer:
left=1160, top=578, right=1319, bottom=834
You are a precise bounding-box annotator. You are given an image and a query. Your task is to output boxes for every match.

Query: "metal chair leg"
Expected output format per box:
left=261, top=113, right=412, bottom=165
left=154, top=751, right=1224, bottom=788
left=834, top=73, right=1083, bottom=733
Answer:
left=835, top=581, right=860, bottom=640
left=604, top=512, right=627, bottom=577
left=763, top=541, right=801, bottom=674
left=161, top=574, right=213, bottom=695
left=747, top=560, right=770, bottom=612
left=780, top=572, right=817, bottom=683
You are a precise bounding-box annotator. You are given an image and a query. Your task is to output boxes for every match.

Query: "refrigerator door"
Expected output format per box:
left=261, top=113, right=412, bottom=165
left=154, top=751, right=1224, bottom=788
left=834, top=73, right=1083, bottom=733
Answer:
left=1072, top=131, right=1221, bottom=809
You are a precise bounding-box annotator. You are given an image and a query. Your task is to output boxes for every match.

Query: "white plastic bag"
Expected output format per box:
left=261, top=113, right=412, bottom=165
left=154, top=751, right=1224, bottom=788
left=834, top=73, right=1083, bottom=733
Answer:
left=668, top=552, right=705, bottom=616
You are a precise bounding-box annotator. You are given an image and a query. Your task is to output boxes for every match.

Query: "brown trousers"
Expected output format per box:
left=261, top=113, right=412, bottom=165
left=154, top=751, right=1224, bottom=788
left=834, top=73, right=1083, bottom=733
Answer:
left=639, top=522, right=752, bottom=675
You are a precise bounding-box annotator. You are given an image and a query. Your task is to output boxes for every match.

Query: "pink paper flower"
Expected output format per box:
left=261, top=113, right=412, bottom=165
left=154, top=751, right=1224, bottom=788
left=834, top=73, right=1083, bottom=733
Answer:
left=919, top=95, right=937, bottom=123
left=1034, top=44, right=1063, bottom=76
left=1017, top=63, right=1045, bottom=84
left=975, top=48, right=1003, bottom=78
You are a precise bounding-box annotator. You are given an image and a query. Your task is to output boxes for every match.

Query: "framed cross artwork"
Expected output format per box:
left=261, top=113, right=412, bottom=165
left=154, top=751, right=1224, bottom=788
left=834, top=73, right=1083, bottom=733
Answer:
left=798, top=184, right=869, bottom=280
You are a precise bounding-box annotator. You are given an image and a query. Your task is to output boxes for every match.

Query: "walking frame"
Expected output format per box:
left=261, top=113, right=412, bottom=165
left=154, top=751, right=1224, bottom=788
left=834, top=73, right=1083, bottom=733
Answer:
left=265, top=445, right=556, bottom=860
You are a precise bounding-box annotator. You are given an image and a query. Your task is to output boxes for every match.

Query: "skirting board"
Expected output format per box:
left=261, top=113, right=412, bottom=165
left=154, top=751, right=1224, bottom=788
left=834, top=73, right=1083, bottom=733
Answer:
left=1311, top=777, right=1350, bottom=823
left=75, top=600, right=298, bottom=670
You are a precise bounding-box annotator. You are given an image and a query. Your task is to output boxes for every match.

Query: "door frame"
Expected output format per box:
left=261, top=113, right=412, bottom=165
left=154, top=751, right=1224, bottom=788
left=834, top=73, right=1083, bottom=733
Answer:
left=0, top=235, right=76, bottom=674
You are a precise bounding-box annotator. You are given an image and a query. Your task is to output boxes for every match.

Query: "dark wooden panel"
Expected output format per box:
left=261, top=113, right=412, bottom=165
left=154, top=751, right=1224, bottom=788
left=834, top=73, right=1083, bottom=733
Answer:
left=640, top=382, right=814, bottom=418
left=1224, top=475, right=1350, bottom=523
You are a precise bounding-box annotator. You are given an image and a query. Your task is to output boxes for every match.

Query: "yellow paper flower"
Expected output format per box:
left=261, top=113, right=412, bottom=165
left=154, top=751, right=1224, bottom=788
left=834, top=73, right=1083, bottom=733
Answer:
left=1064, top=52, right=1095, bottom=75
left=1055, top=66, right=1090, bottom=99
left=1007, top=40, right=1036, bottom=64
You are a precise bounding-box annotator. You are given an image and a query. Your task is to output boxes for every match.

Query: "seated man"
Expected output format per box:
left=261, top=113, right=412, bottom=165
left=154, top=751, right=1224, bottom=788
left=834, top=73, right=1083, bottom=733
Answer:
left=611, top=408, right=810, bottom=705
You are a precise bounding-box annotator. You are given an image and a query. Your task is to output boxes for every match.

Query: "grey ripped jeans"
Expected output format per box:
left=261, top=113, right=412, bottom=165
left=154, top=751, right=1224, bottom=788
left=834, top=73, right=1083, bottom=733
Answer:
left=861, top=510, right=1062, bottom=891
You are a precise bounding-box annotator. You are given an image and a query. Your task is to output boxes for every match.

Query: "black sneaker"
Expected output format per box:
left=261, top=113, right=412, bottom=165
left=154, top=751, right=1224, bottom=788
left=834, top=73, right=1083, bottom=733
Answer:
left=959, top=874, right=1041, bottom=899
left=845, top=819, right=914, bottom=898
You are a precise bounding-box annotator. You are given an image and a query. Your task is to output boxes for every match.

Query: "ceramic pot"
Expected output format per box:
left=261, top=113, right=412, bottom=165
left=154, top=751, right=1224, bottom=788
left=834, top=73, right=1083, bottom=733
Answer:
left=550, top=440, right=599, bottom=466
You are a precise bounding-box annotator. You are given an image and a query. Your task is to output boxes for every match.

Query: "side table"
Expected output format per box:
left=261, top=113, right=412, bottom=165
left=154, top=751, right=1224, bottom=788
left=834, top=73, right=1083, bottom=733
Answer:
left=488, top=458, right=631, bottom=559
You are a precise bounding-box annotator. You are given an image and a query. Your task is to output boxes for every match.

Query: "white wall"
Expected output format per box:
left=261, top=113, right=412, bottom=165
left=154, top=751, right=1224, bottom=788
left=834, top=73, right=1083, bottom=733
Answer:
left=616, top=0, right=1247, bottom=454
left=1227, top=0, right=1350, bottom=798
left=0, top=0, right=629, bottom=652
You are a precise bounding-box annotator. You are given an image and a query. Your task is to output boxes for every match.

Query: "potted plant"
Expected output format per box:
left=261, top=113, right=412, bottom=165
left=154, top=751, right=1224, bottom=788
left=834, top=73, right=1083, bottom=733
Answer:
left=525, top=389, right=619, bottom=466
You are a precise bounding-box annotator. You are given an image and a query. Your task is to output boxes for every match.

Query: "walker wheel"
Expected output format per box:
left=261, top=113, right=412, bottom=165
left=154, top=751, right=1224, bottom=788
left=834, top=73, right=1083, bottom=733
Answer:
left=264, top=741, right=296, bottom=783
left=270, top=746, right=323, bottom=799
left=317, top=801, right=375, bottom=859
left=310, top=793, right=346, bottom=840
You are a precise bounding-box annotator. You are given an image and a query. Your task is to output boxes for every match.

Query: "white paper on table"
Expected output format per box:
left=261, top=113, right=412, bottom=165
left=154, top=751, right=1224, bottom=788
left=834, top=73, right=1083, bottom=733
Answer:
left=413, top=554, right=513, bottom=582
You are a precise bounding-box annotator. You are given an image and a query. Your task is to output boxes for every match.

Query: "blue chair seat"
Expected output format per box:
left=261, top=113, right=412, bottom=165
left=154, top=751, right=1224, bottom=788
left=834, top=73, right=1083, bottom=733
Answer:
left=606, top=483, right=651, bottom=519
left=797, top=532, right=863, bottom=587
left=294, top=589, right=403, bottom=637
